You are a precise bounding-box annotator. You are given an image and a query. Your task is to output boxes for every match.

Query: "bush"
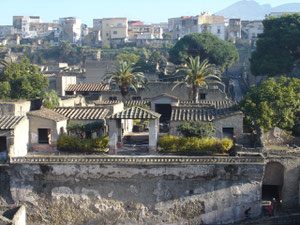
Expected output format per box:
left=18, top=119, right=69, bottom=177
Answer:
left=158, top=135, right=233, bottom=155
left=177, top=121, right=215, bottom=138
left=57, top=135, right=109, bottom=153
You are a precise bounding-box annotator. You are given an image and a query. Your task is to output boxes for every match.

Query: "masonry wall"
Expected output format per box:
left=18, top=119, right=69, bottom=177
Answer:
left=9, top=158, right=264, bottom=225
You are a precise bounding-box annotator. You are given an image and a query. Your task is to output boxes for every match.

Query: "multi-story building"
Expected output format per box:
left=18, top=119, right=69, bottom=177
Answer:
left=0, top=26, right=14, bottom=38
left=226, top=19, right=241, bottom=43
left=168, top=13, right=225, bottom=40
left=13, top=16, right=42, bottom=38
left=129, top=24, right=163, bottom=41
left=100, top=18, right=128, bottom=46
left=59, top=17, right=82, bottom=44
left=241, top=20, right=263, bottom=47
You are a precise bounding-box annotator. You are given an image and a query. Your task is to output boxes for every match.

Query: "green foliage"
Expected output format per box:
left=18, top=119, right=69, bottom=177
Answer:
left=67, top=121, right=105, bottom=137
left=250, top=14, right=300, bottom=76
left=42, top=90, right=60, bottom=109
left=104, top=61, right=147, bottom=98
left=177, top=121, right=215, bottom=138
left=116, top=53, right=140, bottom=64
left=158, top=135, right=233, bottom=155
left=0, top=57, right=48, bottom=99
left=162, top=33, right=172, bottom=40
left=57, top=135, right=109, bottom=152
left=239, top=77, right=300, bottom=133
left=169, top=33, right=239, bottom=71
left=172, top=56, right=224, bottom=102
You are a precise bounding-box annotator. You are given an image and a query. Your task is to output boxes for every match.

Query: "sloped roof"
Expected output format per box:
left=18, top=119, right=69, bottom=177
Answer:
left=94, top=100, right=150, bottom=107
left=170, top=106, right=242, bottom=122
left=151, top=93, right=179, bottom=101
left=179, top=100, right=235, bottom=109
left=54, top=107, right=110, bottom=120
left=108, top=106, right=161, bottom=119
left=0, top=116, right=25, bottom=130
left=65, top=84, right=109, bottom=92
left=27, top=108, right=67, bottom=122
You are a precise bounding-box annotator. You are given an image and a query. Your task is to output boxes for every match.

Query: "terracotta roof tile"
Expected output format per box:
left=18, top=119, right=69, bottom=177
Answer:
left=27, top=108, right=67, bottom=122
left=0, top=116, right=25, bottom=130
left=54, top=107, right=109, bottom=120
left=65, top=84, right=109, bottom=92
left=108, top=106, right=160, bottom=119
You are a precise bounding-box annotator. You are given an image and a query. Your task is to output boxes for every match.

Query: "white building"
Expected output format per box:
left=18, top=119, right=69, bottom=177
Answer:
left=59, top=17, right=82, bottom=44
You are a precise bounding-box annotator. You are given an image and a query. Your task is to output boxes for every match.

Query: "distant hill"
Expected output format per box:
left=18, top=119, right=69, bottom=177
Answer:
left=215, top=0, right=300, bottom=20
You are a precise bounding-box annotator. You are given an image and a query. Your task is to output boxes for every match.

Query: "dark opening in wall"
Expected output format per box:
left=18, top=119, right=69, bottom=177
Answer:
left=38, top=128, right=50, bottom=144
left=0, top=137, right=7, bottom=151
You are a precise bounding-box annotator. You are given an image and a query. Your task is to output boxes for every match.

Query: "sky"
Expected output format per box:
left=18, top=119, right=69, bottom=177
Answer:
left=0, top=0, right=298, bottom=26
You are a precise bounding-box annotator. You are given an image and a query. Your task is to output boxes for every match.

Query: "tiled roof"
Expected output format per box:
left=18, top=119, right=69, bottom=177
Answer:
left=0, top=116, right=25, bottom=130
left=179, top=100, right=235, bottom=109
left=54, top=107, right=109, bottom=120
left=28, top=108, right=67, bottom=122
left=65, top=84, right=109, bottom=92
left=108, top=106, right=161, bottom=119
left=152, top=93, right=179, bottom=101
left=170, top=106, right=242, bottom=122
left=94, top=100, right=150, bottom=107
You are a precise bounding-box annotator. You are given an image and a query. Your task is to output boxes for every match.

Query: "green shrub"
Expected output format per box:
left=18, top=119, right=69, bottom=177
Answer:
left=158, top=135, right=179, bottom=152
left=158, top=135, right=233, bottom=155
left=177, top=121, right=215, bottom=138
left=57, top=135, right=109, bottom=153
left=216, top=138, right=233, bottom=153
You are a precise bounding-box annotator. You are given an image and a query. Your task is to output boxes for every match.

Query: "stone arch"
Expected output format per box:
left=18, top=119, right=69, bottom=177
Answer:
left=262, top=161, right=285, bottom=201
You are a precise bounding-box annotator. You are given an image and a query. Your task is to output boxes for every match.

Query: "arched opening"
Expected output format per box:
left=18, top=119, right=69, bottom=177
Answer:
left=262, top=162, right=284, bottom=202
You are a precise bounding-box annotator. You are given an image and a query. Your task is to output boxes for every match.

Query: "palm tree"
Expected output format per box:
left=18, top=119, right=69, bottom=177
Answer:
left=104, top=61, right=147, bottom=101
left=172, top=56, right=224, bottom=103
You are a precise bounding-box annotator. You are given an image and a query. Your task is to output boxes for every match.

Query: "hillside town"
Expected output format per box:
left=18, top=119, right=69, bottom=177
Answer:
left=0, top=0, right=300, bottom=224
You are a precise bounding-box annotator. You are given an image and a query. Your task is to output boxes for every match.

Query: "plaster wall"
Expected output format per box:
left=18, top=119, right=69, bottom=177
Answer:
left=11, top=118, right=29, bottom=157
left=9, top=162, right=264, bottom=225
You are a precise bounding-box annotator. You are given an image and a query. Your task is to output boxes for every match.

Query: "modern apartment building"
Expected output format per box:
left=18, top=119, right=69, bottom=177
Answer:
left=226, top=19, right=242, bottom=43
left=168, top=13, right=226, bottom=40
left=100, top=18, right=128, bottom=45
left=59, top=17, right=82, bottom=44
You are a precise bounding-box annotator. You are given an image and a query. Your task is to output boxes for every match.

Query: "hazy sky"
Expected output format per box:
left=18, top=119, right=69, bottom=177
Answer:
left=0, top=0, right=298, bottom=26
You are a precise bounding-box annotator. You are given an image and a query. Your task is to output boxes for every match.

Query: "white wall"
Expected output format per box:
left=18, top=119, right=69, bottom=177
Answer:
left=11, top=117, right=29, bottom=157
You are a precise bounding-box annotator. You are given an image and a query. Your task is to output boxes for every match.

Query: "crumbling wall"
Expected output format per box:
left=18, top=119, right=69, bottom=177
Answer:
left=8, top=162, right=264, bottom=225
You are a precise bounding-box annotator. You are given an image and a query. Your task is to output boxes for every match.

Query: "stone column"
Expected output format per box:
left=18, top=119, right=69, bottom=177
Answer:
left=149, top=119, right=158, bottom=154
left=108, top=119, right=118, bottom=154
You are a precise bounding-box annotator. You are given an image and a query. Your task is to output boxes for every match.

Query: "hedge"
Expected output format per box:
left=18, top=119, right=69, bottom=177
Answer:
left=57, top=135, right=109, bottom=153
left=158, top=135, right=233, bottom=155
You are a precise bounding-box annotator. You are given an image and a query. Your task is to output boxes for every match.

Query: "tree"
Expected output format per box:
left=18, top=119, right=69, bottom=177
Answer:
left=103, top=62, right=147, bottom=100
left=0, top=57, right=48, bottom=99
left=162, top=33, right=172, bottom=40
left=116, top=53, right=140, bottom=64
left=172, top=56, right=224, bottom=102
left=250, top=14, right=300, bottom=76
left=169, top=33, right=239, bottom=71
left=239, top=77, right=300, bottom=133
left=42, top=90, right=60, bottom=109
left=177, top=121, right=215, bottom=138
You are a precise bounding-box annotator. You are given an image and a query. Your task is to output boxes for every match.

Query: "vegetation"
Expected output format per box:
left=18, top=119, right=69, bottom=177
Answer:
left=172, top=56, right=224, bottom=102
left=158, top=135, right=233, bottom=155
left=116, top=53, right=140, bottom=64
left=0, top=57, right=48, bottom=99
left=67, top=121, right=105, bottom=138
left=57, top=135, right=109, bottom=153
left=177, top=120, right=215, bottom=138
left=42, top=90, right=60, bottom=109
left=162, top=33, right=172, bottom=40
left=250, top=14, right=300, bottom=76
left=169, top=33, right=239, bottom=71
left=239, top=77, right=300, bottom=134
left=104, top=61, right=147, bottom=100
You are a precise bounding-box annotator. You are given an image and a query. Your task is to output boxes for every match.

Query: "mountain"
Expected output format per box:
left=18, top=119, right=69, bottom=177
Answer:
left=215, top=0, right=300, bottom=20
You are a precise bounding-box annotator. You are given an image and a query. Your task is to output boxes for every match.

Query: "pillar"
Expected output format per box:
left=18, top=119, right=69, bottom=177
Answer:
left=149, top=119, right=158, bottom=154
left=108, top=119, right=118, bottom=154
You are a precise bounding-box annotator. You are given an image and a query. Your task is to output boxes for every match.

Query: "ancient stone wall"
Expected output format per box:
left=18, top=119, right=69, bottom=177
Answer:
left=8, top=156, right=264, bottom=225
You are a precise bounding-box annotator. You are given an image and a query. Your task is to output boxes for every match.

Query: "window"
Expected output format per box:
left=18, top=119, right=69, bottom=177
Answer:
left=106, top=33, right=109, bottom=37
left=182, top=20, right=186, bottom=26
left=199, top=93, right=206, bottom=100
left=113, top=31, right=118, bottom=35
left=222, top=128, right=234, bottom=139
left=132, top=96, right=141, bottom=100
left=193, top=20, right=198, bottom=25
left=217, top=27, right=221, bottom=34
left=0, top=137, right=7, bottom=152
left=38, top=129, right=50, bottom=144
left=109, top=96, right=117, bottom=101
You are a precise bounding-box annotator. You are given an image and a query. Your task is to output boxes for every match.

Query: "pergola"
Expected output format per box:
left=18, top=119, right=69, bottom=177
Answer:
left=107, top=106, right=161, bottom=154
